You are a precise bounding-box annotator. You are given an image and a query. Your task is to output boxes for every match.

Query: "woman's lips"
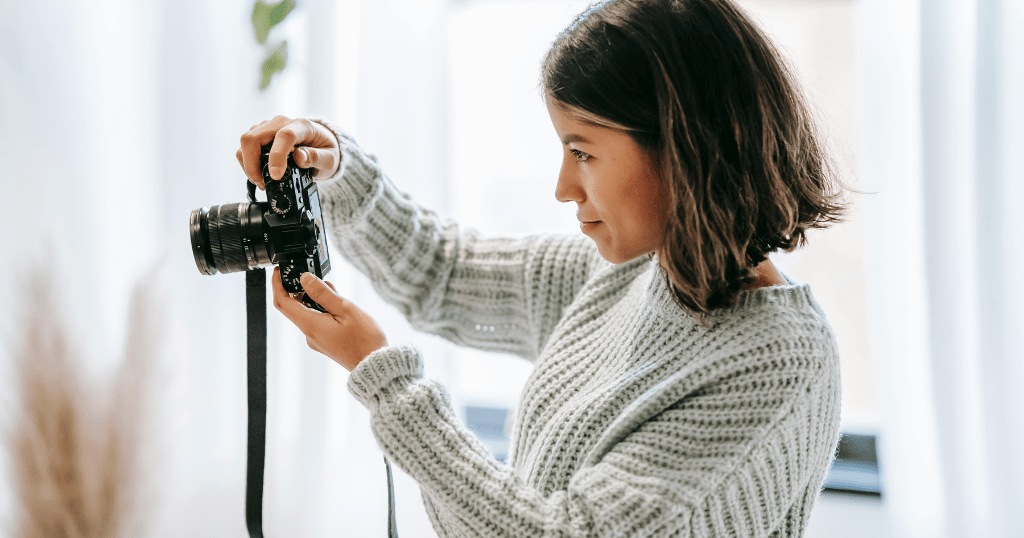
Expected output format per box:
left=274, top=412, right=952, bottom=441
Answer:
left=580, top=220, right=602, bottom=233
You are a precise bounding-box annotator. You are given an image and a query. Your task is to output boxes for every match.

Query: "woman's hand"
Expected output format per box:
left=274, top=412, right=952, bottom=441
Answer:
left=271, top=268, right=388, bottom=371
left=236, top=115, right=341, bottom=190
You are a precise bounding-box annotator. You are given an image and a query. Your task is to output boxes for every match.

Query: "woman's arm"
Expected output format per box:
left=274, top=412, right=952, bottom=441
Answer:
left=348, top=342, right=841, bottom=537
left=310, top=118, right=600, bottom=360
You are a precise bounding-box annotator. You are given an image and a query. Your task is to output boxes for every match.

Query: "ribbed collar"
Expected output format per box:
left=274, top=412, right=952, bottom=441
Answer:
left=641, top=257, right=821, bottom=329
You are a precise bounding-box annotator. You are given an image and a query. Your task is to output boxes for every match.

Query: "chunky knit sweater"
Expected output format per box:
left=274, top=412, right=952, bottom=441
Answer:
left=310, top=119, right=842, bottom=538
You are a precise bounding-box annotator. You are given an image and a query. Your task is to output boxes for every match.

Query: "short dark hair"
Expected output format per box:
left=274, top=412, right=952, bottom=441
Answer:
left=542, top=0, right=856, bottom=321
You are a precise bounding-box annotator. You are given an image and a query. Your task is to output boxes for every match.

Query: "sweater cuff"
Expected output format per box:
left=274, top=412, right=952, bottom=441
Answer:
left=347, top=345, right=425, bottom=408
left=308, top=117, right=385, bottom=229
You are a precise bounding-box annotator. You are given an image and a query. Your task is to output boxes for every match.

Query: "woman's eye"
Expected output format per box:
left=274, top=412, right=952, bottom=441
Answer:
left=570, top=149, right=591, bottom=163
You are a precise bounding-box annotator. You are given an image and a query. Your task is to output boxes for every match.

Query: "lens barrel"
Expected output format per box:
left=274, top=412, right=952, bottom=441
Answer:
left=190, top=202, right=271, bottom=275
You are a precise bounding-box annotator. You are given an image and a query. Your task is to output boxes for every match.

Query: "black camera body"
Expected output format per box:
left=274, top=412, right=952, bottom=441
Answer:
left=191, top=145, right=331, bottom=308
left=257, top=151, right=332, bottom=292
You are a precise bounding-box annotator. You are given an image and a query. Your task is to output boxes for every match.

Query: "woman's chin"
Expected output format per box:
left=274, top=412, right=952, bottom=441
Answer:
left=593, top=244, right=633, bottom=265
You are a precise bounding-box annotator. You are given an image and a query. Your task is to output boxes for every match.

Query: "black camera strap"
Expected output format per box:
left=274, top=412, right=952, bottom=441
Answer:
left=244, top=268, right=399, bottom=538
left=245, top=268, right=268, bottom=538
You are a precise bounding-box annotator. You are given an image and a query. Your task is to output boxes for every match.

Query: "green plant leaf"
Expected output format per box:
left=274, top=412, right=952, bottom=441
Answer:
left=252, top=0, right=296, bottom=45
left=259, top=41, right=288, bottom=91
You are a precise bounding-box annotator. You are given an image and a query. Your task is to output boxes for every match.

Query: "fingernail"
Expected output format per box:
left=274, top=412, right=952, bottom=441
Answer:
left=298, top=148, right=309, bottom=164
left=300, top=272, right=314, bottom=284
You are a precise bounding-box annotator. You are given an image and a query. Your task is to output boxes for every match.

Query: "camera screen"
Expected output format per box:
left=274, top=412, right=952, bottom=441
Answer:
left=309, top=189, right=330, bottom=273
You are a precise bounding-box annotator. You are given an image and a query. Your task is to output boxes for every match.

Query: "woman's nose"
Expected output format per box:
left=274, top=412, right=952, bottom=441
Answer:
left=555, top=159, right=584, bottom=204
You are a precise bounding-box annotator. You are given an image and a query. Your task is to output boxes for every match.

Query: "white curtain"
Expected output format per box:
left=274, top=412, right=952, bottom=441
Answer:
left=0, top=0, right=434, bottom=535
left=7, top=0, right=1023, bottom=536
left=856, top=0, right=1024, bottom=537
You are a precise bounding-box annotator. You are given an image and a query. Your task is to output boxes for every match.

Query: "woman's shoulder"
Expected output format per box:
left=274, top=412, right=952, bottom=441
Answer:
left=708, top=276, right=840, bottom=372
left=645, top=269, right=839, bottom=370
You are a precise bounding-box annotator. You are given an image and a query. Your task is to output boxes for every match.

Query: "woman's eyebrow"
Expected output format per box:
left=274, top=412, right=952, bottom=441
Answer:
left=562, top=134, right=592, bottom=145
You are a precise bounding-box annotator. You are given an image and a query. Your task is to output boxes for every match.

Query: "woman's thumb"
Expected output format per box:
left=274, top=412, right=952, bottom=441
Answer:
left=294, top=147, right=312, bottom=166
left=300, top=272, right=345, bottom=312
left=293, top=147, right=338, bottom=180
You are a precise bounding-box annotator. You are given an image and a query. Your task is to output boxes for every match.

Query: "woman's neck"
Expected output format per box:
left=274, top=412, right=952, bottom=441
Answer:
left=652, top=254, right=788, bottom=290
left=739, top=259, right=787, bottom=290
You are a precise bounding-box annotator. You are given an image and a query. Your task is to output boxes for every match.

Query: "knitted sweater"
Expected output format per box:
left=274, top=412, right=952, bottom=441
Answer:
left=311, top=119, right=843, bottom=538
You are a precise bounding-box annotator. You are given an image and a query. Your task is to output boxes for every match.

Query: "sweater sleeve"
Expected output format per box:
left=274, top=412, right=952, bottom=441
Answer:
left=308, top=118, right=598, bottom=360
left=348, top=342, right=841, bottom=538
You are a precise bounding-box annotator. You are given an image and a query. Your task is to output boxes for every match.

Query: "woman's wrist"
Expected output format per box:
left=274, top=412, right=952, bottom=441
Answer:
left=347, top=345, right=424, bottom=407
left=307, top=117, right=387, bottom=229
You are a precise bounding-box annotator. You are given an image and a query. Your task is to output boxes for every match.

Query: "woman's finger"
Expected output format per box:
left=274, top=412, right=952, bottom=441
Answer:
left=299, top=273, right=348, bottom=314
left=268, top=118, right=318, bottom=181
left=271, top=267, right=324, bottom=333
left=240, top=128, right=276, bottom=189
left=239, top=115, right=293, bottom=188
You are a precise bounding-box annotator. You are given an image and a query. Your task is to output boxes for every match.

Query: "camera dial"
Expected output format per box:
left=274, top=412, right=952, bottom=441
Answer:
left=282, top=261, right=304, bottom=290
left=271, top=195, right=291, bottom=215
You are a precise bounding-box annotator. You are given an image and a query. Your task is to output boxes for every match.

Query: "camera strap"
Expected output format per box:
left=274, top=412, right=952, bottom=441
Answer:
left=245, top=269, right=268, bottom=538
left=244, top=268, right=399, bottom=538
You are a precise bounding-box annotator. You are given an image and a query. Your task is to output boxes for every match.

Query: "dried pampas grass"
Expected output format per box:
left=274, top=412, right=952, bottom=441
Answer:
left=4, top=268, right=165, bottom=538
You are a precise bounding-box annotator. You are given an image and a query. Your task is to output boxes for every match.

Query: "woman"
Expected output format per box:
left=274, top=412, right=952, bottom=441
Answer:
left=236, top=0, right=850, bottom=535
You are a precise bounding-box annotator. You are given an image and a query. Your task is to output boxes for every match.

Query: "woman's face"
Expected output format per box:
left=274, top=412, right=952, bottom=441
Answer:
left=547, top=100, right=670, bottom=264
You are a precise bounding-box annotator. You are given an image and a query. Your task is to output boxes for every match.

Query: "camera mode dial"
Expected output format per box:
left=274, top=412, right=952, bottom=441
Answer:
left=281, top=261, right=304, bottom=291
left=270, top=195, right=292, bottom=215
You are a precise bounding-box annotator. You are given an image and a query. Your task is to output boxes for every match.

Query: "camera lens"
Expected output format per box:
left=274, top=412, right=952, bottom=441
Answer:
left=190, top=202, right=271, bottom=275
left=190, top=207, right=215, bottom=274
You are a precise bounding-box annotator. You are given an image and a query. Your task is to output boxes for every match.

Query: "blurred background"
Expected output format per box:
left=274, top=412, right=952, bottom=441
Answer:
left=0, top=0, right=1022, bottom=536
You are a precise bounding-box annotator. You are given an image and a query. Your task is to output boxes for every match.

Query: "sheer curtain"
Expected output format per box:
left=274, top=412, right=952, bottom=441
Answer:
left=856, top=0, right=1024, bottom=536
left=7, top=0, right=1023, bottom=536
left=0, top=0, right=420, bottom=535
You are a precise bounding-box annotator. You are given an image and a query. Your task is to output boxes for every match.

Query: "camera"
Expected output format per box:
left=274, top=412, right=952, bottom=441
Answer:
left=190, top=144, right=331, bottom=308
